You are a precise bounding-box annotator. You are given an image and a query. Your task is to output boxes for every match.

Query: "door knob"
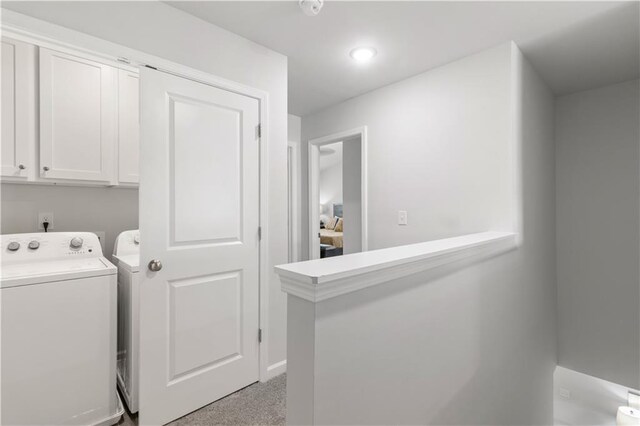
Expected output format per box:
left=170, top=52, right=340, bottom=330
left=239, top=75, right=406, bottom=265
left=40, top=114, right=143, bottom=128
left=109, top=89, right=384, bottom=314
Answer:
left=148, top=259, right=163, bottom=272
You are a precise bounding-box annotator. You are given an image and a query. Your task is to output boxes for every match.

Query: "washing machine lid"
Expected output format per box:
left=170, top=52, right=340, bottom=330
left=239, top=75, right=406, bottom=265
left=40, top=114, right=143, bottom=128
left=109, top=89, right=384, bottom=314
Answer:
left=1, top=257, right=116, bottom=288
left=113, top=254, right=139, bottom=273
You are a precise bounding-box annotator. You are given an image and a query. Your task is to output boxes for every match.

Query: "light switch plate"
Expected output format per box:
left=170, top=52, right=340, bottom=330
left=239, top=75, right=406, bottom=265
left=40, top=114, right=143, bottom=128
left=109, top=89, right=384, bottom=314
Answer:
left=398, top=210, right=408, bottom=226
left=38, top=212, right=54, bottom=230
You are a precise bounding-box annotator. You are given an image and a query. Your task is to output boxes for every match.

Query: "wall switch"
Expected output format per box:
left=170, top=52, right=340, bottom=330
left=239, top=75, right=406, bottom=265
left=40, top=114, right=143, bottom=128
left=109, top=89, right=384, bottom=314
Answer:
left=38, top=212, right=54, bottom=230
left=558, top=388, right=571, bottom=399
left=398, top=210, right=408, bottom=226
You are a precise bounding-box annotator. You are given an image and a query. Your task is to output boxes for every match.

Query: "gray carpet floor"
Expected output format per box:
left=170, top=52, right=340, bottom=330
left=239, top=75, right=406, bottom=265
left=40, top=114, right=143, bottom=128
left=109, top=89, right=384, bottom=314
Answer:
left=118, top=373, right=286, bottom=426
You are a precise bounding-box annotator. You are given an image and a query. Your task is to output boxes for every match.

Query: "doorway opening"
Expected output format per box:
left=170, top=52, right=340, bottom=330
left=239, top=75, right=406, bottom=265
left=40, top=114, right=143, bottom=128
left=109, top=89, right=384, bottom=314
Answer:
left=308, top=127, right=367, bottom=260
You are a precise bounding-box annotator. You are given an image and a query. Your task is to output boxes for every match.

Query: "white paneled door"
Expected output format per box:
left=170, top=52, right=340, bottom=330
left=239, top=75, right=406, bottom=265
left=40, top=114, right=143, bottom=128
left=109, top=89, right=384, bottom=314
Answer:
left=139, top=67, right=260, bottom=426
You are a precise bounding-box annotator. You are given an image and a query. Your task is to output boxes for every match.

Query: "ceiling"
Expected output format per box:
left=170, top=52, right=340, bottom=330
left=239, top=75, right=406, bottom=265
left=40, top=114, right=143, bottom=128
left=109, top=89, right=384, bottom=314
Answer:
left=320, top=142, right=343, bottom=171
left=168, top=1, right=640, bottom=116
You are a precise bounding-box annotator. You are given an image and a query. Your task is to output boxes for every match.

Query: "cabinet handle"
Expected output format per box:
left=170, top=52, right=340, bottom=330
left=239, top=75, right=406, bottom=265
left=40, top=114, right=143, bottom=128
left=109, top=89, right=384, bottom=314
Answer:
left=18, top=164, right=25, bottom=170
left=42, top=166, right=50, bottom=172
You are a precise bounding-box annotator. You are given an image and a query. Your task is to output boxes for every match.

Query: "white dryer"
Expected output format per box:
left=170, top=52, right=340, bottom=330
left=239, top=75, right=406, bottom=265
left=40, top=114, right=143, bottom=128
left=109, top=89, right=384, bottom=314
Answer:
left=112, top=230, right=140, bottom=413
left=1, top=232, right=123, bottom=426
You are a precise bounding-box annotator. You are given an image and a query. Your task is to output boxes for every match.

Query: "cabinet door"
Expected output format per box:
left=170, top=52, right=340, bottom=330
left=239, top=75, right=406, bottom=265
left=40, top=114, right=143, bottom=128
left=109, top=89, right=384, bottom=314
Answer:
left=39, top=48, right=116, bottom=182
left=1, top=37, right=35, bottom=179
left=118, top=69, right=139, bottom=184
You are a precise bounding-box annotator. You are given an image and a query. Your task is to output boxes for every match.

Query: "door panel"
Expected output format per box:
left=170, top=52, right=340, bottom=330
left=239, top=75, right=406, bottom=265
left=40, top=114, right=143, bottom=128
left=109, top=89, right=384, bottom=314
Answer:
left=139, top=67, right=260, bottom=426
left=39, top=48, right=115, bottom=182
left=1, top=37, right=34, bottom=179
left=168, top=271, right=242, bottom=382
left=170, top=95, right=241, bottom=244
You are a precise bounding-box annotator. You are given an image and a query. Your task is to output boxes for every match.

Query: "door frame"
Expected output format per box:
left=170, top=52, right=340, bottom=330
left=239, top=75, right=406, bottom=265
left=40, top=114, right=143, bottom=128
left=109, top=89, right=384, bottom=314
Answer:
left=1, top=21, right=275, bottom=383
left=308, top=126, right=368, bottom=260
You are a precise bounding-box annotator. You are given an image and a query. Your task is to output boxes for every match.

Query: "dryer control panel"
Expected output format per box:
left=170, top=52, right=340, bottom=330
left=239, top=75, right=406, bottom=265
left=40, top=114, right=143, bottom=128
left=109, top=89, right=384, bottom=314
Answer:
left=1, top=232, right=104, bottom=262
left=113, top=230, right=140, bottom=257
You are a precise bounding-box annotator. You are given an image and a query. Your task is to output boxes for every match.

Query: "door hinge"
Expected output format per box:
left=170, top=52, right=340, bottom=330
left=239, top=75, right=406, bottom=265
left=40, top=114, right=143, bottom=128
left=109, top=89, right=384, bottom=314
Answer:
left=257, top=124, right=262, bottom=139
left=258, top=226, right=262, bottom=241
left=258, top=328, right=263, bottom=343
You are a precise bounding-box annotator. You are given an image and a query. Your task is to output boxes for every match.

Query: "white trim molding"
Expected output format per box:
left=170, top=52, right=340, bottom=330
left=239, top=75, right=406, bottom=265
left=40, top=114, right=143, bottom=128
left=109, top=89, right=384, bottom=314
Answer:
left=265, top=360, right=288, bottom=381
left=276, top=231, right=517, bottom=302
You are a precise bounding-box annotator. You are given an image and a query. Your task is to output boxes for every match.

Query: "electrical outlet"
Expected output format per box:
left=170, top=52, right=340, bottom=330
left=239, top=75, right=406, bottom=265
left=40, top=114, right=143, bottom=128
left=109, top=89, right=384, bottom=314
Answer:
left=398, top=210, right=408, bottom=226
left=38, top=212, right=54, bottom=230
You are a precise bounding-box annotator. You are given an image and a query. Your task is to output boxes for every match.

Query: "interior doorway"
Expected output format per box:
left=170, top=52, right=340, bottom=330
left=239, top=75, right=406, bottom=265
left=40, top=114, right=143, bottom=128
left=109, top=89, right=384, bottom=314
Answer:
left=308, top=127, right=368, bottom=260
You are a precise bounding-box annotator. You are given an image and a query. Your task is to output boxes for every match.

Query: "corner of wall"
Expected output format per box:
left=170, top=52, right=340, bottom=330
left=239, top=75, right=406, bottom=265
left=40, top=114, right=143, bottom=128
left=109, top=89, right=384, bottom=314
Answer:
left=511, top=42, right=525, bottom=247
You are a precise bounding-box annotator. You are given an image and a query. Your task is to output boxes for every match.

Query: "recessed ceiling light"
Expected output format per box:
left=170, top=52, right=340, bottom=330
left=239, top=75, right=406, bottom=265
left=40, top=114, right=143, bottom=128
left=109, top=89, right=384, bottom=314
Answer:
left=350, top=47, right=377, bottom=62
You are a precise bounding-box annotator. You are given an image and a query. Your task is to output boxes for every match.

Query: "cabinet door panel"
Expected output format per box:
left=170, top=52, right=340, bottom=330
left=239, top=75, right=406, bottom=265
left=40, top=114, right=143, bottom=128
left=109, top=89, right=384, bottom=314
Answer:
left=1, top=37, right=35, bottom=179
left=39, top=48, right=115, bottom=182
left=118, top=69, right=139, bottom=184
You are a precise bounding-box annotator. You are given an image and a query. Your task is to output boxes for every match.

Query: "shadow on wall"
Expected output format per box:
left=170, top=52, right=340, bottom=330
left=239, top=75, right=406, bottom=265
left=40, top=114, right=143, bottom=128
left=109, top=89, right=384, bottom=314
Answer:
left=519, top=2, right=639, bottom=95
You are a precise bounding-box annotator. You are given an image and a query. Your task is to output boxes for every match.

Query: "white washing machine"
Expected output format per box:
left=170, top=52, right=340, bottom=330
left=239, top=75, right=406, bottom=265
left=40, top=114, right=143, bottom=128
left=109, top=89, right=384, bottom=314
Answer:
left=1, top=232, right=123, bottom=426
left=112, top=230, right=140, bottom=413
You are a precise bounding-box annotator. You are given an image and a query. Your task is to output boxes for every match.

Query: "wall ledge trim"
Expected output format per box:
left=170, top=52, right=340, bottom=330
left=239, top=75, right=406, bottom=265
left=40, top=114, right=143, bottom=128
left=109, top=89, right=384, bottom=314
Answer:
left=276, top=231, right=517, bottom=302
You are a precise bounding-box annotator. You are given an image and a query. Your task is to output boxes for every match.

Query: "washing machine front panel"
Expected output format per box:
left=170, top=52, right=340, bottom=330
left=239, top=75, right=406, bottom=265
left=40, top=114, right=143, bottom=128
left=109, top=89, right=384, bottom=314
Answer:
left=0, top=232, right=120, bottom=425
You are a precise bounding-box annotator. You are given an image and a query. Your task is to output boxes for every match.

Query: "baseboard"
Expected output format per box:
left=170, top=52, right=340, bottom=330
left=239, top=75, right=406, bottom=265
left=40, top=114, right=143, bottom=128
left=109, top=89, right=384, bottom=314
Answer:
left=263, top=360, right=287, bottom=381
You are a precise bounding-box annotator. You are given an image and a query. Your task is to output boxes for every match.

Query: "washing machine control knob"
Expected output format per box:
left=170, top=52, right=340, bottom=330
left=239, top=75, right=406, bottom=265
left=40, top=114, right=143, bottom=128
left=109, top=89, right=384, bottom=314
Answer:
left=70, top=237, right=83, bottom=249
left=28, top=241, right=40, bottom=250
left=7, top=241, right=20, bottom=251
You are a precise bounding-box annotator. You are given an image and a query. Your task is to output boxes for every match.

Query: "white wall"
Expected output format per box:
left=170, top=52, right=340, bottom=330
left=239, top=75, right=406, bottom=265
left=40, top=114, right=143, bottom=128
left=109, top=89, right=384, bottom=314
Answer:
left=288, top=114, right=301, bottom=144
left=319, top=151, right=343, bottom=218
left=342, top=137, right=362, bottom=254
left=292, top=43, right=557, bottom=424
left=556, top=79, right=640, bottom=389
left=300, top=43, right=519, bottom=260
left=1, top=3, right=289, bottom=377
left=288, top=114, right=302, bottom=264
left=1, top=184, right=137, bottom=258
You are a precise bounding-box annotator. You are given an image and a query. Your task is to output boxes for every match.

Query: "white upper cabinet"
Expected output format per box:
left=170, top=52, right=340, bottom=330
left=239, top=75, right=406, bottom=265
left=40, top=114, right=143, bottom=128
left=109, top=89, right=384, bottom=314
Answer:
left=117, top=69, right=140, bottom=185
left=1, top=37, right=36, bottom=180
left=39, top=48, right=116, bottom=183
